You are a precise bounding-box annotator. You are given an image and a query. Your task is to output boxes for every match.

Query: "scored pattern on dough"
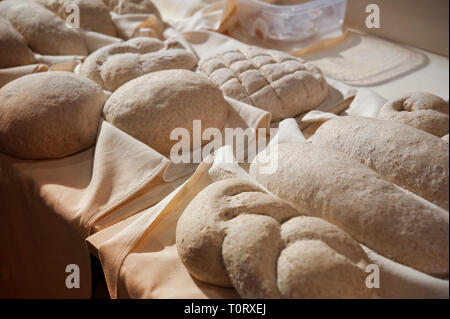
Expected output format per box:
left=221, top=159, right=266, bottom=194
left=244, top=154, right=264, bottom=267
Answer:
left=198, top=47, right=328, bottom=120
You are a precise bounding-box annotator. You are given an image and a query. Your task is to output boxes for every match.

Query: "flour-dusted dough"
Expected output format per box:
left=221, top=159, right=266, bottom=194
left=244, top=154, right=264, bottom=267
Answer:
left=197, top=47, right=328, bottom=121
left=0, top=17, right=35, bottom=68
left=312, top=116, right=449, bottom=211
left=0, top=72, right=107, bottom=159
left=80, top=38, right=197, bottom=91
left=0, top=0, right=88, bottom=56
left=378, top=92, right=449, bottom=137
left=33, top=0, right=117, bottom=37
left=176, top=178, right=372, bottom=299
left=102, top=0, right=161, bottom=16
left=250, top=142, right=449, bottom=277
left=103, top=70, right=228, bottom=154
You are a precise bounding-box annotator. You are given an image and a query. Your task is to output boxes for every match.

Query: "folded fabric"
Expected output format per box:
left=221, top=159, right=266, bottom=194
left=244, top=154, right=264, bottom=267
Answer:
left=95, top=121, right=449, bottom=298
left=0, top=121, right=171, bottom=297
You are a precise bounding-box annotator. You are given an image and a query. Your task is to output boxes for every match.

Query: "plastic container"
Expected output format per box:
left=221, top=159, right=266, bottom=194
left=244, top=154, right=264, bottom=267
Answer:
left=236, top=0, right=347, bottom=44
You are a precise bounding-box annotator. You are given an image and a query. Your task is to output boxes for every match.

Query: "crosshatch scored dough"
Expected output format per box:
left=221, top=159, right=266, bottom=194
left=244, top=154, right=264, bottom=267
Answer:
left=198, top=47, right=328, bottom=121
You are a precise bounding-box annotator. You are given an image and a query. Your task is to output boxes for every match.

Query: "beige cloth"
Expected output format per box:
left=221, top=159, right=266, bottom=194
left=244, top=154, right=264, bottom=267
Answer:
left=0, top=91, right=270, bottom=297
left=0, top=121, right=169, bottom=297
left=1, top=0, right=445, bottom=299
left=95, top=119, right=448, bottom=299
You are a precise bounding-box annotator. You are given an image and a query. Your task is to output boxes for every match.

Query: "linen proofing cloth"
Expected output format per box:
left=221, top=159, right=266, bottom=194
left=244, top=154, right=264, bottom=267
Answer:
left=0, top=94, right=270, bottom=297
left=95, top=119, right=449, bottom=299
left=0, top=0, right=436, bottom=298
left=0, top=5, right=361, bottom=296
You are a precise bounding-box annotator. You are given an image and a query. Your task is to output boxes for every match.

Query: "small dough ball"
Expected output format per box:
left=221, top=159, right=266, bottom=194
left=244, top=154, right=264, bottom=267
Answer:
left=0, top=17, right=35, bottom=68
left=103, top=70, right=229, bottom=154
left=0, top=72, right=108, bottom=159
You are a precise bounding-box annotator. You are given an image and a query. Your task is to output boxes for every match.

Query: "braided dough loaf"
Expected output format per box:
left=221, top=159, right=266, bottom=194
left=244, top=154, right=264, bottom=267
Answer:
left=33, top=0, right=117, bottom=37
left=0, top=0, right=88, bottom=56
left=0, top=17, right=35, bottom=68
left=250, top=142, right=449, bottom=277
left=103, top=70, right=228, bottom=154
left=197, top=47, right=328, bottom=121
left=80, top=38, right=197, bottom=91
left=312, top=116, right=449, bottom=211
left=378, top=92, right=449, bottom=137
left=0, top=72, right=107, bottom=159
left=176, top=178, right=372, bottom=298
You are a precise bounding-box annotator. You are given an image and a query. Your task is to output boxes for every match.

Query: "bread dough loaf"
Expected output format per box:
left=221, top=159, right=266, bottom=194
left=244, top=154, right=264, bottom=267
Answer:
left=80, top=38, right=197, bottom=91
left=33, top=0, right=117, bottom=37
left=312, top=116, right=449, bottom=211
left=0, top=17, right=35, bottom=68
left=0, top=72, right=107, bottom=159
left=197, top=47, right=328, bottom=121
left=250, top=142, right=449, bottom=277
left=0, top=0, right=88, bottom=56
left=176, top=178, right=372, bottom=298
left=103, top=70, right=228, bottom=154
left=378, top=92, right=449, bottom=137
left=102, top=0, right=161, bottom=16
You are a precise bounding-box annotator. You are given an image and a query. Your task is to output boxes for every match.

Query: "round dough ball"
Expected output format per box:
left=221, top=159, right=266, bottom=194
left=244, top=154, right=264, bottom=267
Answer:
left=0, top=0, right=88, bottom=56
left=33, top=0, right=117, bottom=37
left=0, top=72, right=108, bottom=159
left=103, top=70, right=229, bottom=154
left=0, top=17, right=35, bottom=68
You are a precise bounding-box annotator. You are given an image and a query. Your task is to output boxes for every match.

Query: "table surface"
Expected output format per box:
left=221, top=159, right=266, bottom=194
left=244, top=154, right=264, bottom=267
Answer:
left=86, top=32, right=450, bottom=257
left=369, top=48, right=449, bottom=101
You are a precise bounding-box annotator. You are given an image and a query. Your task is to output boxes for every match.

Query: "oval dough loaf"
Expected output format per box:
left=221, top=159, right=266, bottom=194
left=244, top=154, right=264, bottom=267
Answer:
left=103, top=70, right=228, bottom=154
left=197, top=47, right=328, bottom=121
left=312, top=116, right=449, bottom=211
left=0, top=0, right=88, bottom=56
left=176, top=178, right=372, bottom=298
left=33, top=0, right=117, bottom=37
left=250, top=142, right=449, bottom=277
left=0, top=72, right=107, bottom=159
left=80, top=38, right=197, bottom=91
left=378, top=92, right=449, bottom=137
left=0, top=17, right=35, bottom=68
